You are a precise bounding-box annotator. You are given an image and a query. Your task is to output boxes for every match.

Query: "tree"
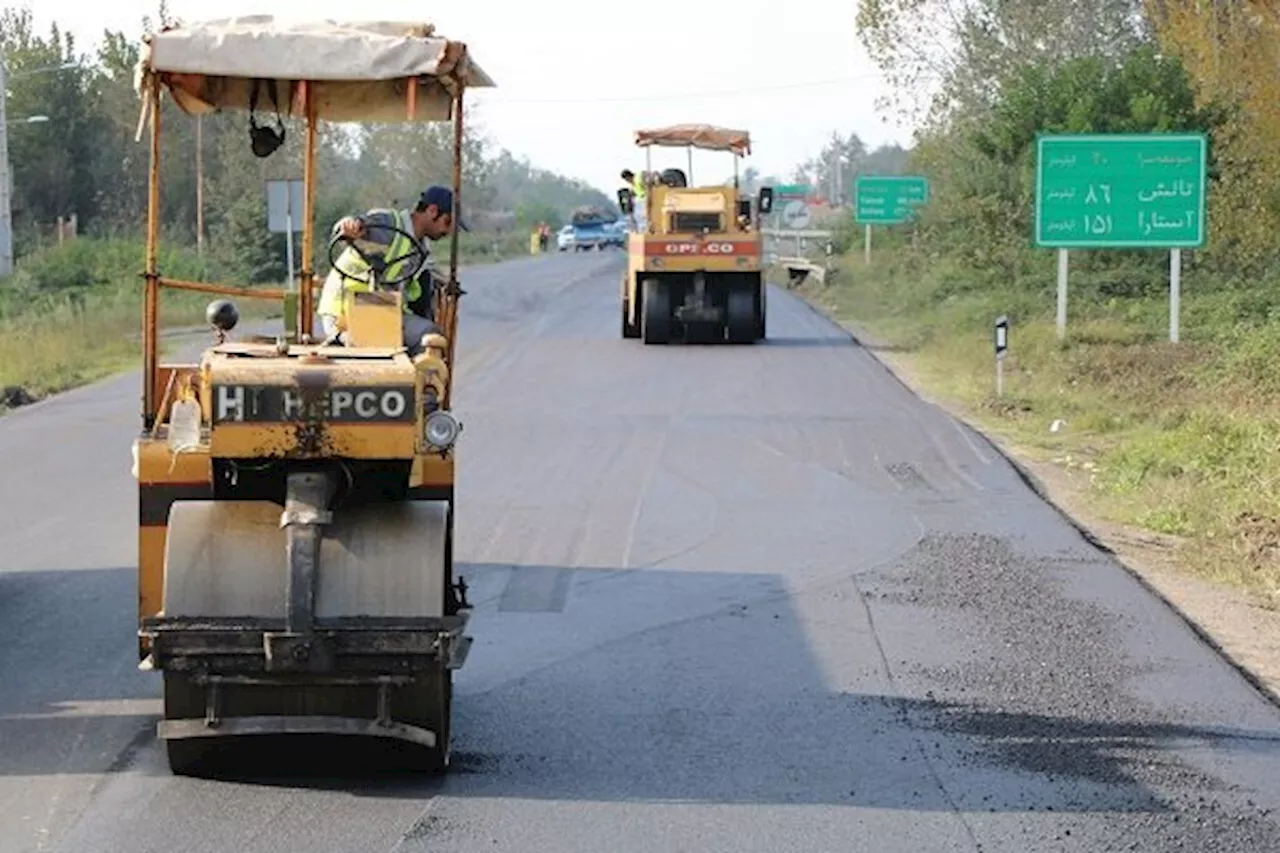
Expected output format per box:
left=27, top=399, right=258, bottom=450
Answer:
left=0, top=13, right=623, bottom=285
left=903, top=44, right=1222, bottom=272
left=856, top=0, right=1149, bottom=128
left=795, top=132, right=868, bottom=204
left=1143, top=0, right=1280, bottom=269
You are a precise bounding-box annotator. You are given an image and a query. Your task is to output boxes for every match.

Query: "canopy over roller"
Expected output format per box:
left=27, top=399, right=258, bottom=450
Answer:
left=137, top=16, right=495, bottom=123
left=634, top=123, right=751, bottom=156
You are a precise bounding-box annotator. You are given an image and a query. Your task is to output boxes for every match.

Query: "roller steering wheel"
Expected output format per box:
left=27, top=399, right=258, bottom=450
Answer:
left=327, top=222, right=427, bottom=289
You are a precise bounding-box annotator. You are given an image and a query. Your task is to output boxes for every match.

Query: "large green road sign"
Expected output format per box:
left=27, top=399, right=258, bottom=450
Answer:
left=1035, top=133, right=1207, bottom=248
left=855, top=175, right=929, bottom=225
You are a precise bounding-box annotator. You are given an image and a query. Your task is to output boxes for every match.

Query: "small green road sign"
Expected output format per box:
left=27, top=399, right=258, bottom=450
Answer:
left=1035, top=133, right=1207, bottom=248
left=775, top=184, right=810, bottom=199
left=855, top=175, right=929, bottom=224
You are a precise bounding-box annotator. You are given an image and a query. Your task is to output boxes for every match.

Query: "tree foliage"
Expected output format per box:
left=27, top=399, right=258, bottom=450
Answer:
left=856, top=0, right=1149, bottom=127
left=0, top=14, right=613, bottom=285
left=838, top=0, right=1280, bottom=285
left=1143, top=0, right=1280, bottom=269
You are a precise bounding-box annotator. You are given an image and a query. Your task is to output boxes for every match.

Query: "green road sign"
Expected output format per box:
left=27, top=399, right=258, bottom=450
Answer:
left=775, top=184, right=810, bottom=199
left=855, top=175, right=929, bottom=224
left=1035, top=133, right=1207, bottom=248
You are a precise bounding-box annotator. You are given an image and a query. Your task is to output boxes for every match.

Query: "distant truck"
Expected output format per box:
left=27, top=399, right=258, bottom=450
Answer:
left=570, top=206, right=620, bottom=251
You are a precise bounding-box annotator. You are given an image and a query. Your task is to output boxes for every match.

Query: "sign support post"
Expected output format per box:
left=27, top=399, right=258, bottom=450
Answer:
left=1056, top=248, right=1068, bottom=341
left=864, top=225, right=871, bottom=265
left=1170, top=248, right=1181, bottom=343
left=285, top=210, right=296, bottom=291
left=267, top=178, right=305, bottom=337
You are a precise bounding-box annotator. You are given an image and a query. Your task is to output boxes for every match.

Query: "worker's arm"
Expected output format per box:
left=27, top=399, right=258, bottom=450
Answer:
left=331, top=210, right=398, bottom=251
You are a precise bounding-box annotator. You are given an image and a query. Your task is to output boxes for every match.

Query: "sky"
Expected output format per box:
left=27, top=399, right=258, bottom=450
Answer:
left=25, top=0, right=918, bottom=195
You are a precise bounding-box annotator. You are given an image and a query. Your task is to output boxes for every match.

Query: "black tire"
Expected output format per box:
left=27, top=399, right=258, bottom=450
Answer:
left=726, top=284, right=757, bottom=344
left=386, top=670, right=452, bottom=772
left=166, top=738, right=217, bottom=778
left=641, top=278, right=671, bottom=345
left=162, top=673, right=219, bottom=777
left=755, top=283, right=767, bottom=340
left=444, top=500, right=462, bottom=615
left=621, top=297, right=640, bottom=338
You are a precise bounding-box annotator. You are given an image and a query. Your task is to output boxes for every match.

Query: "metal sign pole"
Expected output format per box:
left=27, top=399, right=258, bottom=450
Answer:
left=0, top=58, right=12, bottom=277
left=1170, top=248, right=1181, bottom=343
left=864, top=225, right=871, bottom=265
left=1056, top=248, right=1069, bottom=341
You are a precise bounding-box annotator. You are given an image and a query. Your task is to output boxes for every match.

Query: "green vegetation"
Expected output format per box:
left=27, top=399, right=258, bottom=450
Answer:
left=0, top=237, right=276, bottom=401
left=0, top=229, right=532, bottom=408
left=782, top=1, right=1280, bottom=607
left=804, top=239, right=1280, bottom=609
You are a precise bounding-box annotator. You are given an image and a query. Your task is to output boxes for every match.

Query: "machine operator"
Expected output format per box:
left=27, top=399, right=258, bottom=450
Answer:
left=318, top=184, right=467, bottom=355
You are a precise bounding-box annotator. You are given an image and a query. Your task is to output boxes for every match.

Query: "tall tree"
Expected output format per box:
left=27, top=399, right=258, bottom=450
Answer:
left=1143, top=0, right=1280, bottom=268
left=856, top=0, right=1149, bottom=128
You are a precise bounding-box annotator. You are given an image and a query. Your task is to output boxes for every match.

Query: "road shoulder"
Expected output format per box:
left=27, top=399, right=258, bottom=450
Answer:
left=786, top=283, right=1280, bottom=708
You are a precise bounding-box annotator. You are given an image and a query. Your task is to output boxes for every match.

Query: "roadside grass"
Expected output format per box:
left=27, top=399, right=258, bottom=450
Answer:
left=0, top=237, right=279, bottom=403
left=797, top=239, right=1280, bottom=610
left=0, top=231, right=531, bottom=405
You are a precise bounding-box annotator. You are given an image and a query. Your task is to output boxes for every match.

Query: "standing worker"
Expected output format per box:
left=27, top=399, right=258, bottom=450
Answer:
left=620, top=168, right=647, bottom=230
left=318, top=185, right=466, bottom=355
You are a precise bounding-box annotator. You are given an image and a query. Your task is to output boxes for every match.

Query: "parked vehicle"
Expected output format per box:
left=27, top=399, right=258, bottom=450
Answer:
left=601, top=219, right=627, bottom=249
left=557, top=224, right=575, bottom=251
left=570, top=206, right=618, bottom=251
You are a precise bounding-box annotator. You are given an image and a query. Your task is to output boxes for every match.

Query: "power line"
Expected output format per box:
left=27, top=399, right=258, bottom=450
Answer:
left=474, top=73, right=892, bottom=105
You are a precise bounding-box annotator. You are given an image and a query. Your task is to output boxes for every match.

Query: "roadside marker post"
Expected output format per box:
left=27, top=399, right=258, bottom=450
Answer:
left=994, top=315, right=1009, bottom=397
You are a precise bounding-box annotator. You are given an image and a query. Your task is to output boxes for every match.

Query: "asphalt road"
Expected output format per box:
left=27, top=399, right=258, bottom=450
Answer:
left=2, top=252, right=1279, bottom=853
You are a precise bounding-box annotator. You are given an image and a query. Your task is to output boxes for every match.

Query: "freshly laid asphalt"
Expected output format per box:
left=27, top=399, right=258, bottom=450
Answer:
left=1, top=252, right=1277, bottom=853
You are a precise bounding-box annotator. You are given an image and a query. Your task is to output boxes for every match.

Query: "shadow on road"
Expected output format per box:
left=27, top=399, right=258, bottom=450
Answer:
left=759, top=335, right=856, bottom=349
left=3, top=562, right=1278, bottom=819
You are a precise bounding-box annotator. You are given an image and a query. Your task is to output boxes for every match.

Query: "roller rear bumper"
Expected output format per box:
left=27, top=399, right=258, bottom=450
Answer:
left=140, top=613, right=471, bottom=676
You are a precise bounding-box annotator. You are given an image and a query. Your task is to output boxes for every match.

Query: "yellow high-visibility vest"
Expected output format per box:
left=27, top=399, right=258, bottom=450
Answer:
left=318, top=208, right=426, bottom=319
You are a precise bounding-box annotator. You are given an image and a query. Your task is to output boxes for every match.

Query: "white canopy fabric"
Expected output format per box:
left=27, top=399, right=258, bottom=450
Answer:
left=634, top=124, right=752, bottom=156
left=137, top=16, right=493, bottom=124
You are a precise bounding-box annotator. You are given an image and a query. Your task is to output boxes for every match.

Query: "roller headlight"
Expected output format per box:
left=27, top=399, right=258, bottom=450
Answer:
left=424, top=410, right=461, bottom=450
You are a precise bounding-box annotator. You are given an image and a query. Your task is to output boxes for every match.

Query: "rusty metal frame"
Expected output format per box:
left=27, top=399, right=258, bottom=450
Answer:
left=141, top=613, right=472, bottom=672
left=300, top=80, right=318, bottom=339
left=143, top=74, right=161, bottom=426
left=141, top=71, right=471, bottom=428
left=157, top=714, right=440, bottom=747
left=439, top=87, right=465, bottom=410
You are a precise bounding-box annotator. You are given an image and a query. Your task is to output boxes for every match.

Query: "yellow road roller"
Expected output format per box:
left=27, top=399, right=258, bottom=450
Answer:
left=617, top=124, right=774, bottom=344
left=130, top=17, right=492, bottom=775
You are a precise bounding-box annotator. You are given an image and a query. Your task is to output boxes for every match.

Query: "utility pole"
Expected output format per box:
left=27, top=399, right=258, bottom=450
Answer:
left=835, top=155, right=843, bottom=208
left=0, top=56, right=12, bottom=277
left=0, top=58, right=76, bottom=276
left=196, top=114, right=205, bottom=253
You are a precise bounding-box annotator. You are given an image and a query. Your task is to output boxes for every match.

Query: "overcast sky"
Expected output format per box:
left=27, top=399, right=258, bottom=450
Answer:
left=25, top=0, right=915, bottom=194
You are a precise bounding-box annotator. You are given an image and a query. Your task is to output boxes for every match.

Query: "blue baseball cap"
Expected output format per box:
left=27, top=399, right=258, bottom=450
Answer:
left=419, top=185, right=469, bottom=232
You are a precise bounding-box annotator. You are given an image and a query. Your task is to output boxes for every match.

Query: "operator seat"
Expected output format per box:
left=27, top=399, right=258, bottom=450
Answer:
left=659, top=168, right=687, bottom=188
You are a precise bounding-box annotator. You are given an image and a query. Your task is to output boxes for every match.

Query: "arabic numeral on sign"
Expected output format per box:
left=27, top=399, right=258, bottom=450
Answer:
left=1083, top=214, right=1113, bottom=235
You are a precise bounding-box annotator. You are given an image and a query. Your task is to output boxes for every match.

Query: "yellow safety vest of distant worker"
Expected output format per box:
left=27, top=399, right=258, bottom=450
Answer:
left=621, top=169, right=646, bottom=201
left=318, top=185, right=466, bottom=353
